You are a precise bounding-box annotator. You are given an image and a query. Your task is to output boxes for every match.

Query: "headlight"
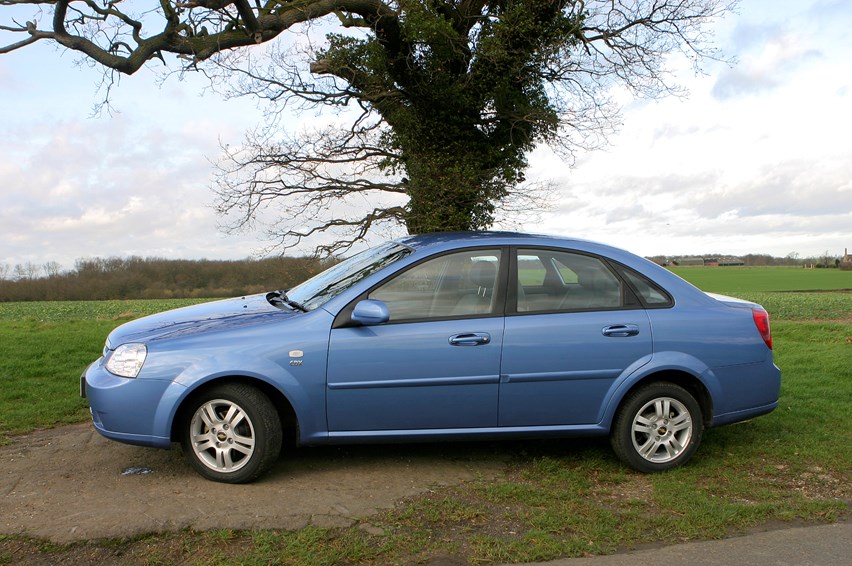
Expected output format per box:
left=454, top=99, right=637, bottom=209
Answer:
left=105, top=343, right=148, bottom=378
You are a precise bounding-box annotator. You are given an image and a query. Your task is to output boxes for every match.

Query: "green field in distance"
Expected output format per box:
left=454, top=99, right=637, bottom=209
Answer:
left=669, top=266, right=851, bottom=294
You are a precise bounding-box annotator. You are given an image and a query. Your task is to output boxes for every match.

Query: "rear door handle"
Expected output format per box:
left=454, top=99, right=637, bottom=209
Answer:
left=449, top=332, right=491, bottom=346
left=602, top=324, right=640, bottom=337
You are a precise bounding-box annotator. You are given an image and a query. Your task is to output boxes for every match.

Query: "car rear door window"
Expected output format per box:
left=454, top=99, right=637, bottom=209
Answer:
left=515, top=249, right=625, bottom=312
left=617, top=266, right=674, bottom=307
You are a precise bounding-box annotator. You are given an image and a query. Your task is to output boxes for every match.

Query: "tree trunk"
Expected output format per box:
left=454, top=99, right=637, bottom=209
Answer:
left=402, top=151, right=500, bottom=234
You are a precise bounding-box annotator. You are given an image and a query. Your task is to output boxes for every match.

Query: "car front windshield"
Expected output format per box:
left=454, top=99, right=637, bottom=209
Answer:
left=286, top=242, right=413, bottom=311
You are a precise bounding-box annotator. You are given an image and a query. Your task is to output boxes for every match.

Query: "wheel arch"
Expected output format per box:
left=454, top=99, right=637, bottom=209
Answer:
left=170, top=375, right=299, bottom=446
left=604, top=368, right=714, bottom=430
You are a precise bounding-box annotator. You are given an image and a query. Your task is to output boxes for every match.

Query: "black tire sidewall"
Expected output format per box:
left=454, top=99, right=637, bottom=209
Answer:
left=611, top=382, right=704, bottom=473
left=180, top=383, right=282, bottom=483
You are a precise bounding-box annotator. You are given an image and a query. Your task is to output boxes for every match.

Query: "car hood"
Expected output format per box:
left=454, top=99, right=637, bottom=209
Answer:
left=106, top=294, right=298, bottom=347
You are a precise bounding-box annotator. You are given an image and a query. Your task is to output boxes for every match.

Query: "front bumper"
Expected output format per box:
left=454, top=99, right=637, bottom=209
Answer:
left=82, top=358, right=183, bottom=448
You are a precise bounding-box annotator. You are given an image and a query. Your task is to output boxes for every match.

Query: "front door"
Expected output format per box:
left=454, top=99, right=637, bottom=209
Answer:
left=327, top=248, right=506, bottom=431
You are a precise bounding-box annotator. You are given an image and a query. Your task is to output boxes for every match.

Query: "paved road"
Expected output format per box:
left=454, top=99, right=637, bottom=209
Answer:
left=516, top=521, right=851, bottom=566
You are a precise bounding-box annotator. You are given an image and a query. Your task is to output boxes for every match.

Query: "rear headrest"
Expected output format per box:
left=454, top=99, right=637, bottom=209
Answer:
left=577, top=269, right=617, bottom=290
left=469, top=261, right=497, bottom=287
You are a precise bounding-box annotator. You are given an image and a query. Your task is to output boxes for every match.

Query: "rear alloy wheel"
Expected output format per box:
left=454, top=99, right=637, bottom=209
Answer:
left=181, top=383, right=282, bottom=483
left=611, top=382, right=704, bottom=472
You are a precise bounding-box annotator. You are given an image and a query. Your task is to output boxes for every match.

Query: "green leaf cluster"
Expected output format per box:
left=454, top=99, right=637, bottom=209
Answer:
left=317, top=1, right=584, bottom=232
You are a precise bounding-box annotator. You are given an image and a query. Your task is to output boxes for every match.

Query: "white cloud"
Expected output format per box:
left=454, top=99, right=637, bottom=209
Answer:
left=519, top=0, right=852, bottom=258
left=713, top=29, right=822, bottom=99
left=0, top=94, right=263, bottom=267
left=1, top=0, right=850, bottom=270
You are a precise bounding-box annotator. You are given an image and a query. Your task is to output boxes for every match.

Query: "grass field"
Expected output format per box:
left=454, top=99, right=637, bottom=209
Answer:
left=0, top=270, right=849, bottom=564
left=669, top=265, right=851, bottom=293
left=0, top=299, right=208, bottom=439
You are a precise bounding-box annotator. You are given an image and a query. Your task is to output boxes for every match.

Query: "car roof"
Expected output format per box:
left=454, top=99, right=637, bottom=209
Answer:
left=393, top=231, right=594, bottom=250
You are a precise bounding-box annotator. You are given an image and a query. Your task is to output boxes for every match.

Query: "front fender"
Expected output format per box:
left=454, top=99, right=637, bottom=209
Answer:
left=148, top=350, right=327, bottom=444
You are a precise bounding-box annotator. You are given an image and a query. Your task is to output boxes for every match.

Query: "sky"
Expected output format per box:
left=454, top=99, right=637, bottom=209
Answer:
left=1, top=0, right=850, bottom=272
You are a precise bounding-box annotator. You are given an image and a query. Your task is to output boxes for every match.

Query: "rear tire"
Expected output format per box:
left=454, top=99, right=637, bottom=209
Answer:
left=180, top=383, right=282, bottom=483
left=611, top=382, right=703, bottom=473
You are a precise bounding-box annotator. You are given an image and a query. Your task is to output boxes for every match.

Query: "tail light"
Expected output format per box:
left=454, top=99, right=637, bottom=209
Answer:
left=752, top=308, right=773, bottom=350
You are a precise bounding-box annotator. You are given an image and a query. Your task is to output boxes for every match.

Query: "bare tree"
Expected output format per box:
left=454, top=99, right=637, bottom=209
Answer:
left=2, top=1, right=735, bottom=253
left=12, top=262, right=40, bottom=280
left=42, top=260, right=63, bottom=277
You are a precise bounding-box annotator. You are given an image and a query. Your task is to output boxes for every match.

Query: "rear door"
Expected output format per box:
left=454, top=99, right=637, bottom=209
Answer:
left=499, top=248, right=652, bottom=426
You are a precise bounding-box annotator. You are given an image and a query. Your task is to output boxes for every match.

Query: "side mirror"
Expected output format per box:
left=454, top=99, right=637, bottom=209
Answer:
left=351, top=299, right=390, bottom=326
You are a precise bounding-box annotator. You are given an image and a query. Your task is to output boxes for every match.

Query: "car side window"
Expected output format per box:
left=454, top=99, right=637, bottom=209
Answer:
left=370, top=250, right=502, bottom=321
left=618, top=267, right=673, bottom=307
left=518, top=255, right=547, bottom=286
left=516, top=249, right=623, bottom=312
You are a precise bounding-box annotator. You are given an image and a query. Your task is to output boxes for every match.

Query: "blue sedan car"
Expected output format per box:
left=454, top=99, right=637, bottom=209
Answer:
left=82, top=232, right=781, bottom=483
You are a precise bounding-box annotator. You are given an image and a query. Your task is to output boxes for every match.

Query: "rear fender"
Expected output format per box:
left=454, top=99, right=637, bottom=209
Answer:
left=598, top=351, right=719, bottom=428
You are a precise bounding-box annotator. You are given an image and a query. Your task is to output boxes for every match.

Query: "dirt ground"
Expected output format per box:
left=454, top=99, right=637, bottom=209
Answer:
left=0, top=423, right=506, bottom=544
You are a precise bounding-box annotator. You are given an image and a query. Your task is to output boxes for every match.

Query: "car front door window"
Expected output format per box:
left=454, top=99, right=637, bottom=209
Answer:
left=370, top=250, right=502, bottom=321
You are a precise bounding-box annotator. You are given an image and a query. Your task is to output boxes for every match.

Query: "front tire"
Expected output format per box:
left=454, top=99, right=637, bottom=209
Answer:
left=180, top=383, right=282, bottom=483
left=611, top=382, right=704, bottom=473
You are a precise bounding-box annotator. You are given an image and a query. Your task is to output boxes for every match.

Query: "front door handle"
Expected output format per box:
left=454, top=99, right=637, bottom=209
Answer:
left=602, top=324, right=640, bottom=337
left=449, top=332, right=491, bottom=346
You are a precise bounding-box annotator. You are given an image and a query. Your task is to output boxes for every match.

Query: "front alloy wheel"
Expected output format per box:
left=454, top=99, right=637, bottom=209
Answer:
left=181, top=383, right=281, bottom=483
left=611, top=382, right=704, bottom=472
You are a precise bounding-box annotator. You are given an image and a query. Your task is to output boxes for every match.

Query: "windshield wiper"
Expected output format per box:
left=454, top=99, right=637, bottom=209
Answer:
left=266, top=290, right=307, bottom=312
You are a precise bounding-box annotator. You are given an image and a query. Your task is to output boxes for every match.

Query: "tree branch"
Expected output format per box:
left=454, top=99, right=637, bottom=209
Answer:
left=3, top=0, right=400, bottom=74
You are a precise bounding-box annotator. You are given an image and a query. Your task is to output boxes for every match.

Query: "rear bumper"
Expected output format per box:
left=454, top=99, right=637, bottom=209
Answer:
left=711, top=400, right=779, bottom=427
left=711, top=360, right=781, bottom=426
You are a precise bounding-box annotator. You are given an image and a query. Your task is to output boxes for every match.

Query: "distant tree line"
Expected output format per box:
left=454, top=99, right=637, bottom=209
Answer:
left=740, top=252, right=844, bottom=268
left=0, top=256, right=333, bottom=302
left=645, top=252, right=846, bottom=269
left=2, top=248, right=848, bottom=302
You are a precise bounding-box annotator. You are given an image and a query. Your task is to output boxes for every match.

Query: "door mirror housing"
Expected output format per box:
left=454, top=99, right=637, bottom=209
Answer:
left=351, top=299, right=390, bottom=326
